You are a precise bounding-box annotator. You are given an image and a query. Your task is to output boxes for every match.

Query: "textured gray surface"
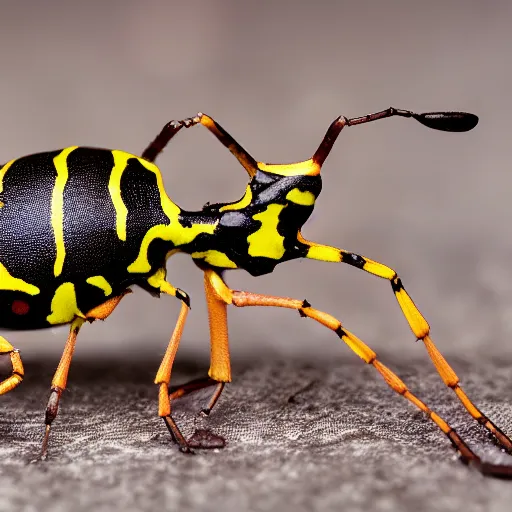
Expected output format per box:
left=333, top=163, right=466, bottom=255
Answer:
left=1, top=356, right=512, bottom=512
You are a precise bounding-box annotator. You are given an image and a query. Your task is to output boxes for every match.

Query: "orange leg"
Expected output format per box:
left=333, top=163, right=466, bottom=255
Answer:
left=165, top=270, right=231, bottom=414
left=85, top=290, right=131, bottom=320
left=157, top=271, right=232, bottom=451
left=155, top=301, right=192, bottom=452
left=204, top=270, right=232, bottom=385
left=39, top=317, right=84, bottom=460
left=299, top=235, right=512, bottom=454
left=181, top=270, right=233, bottom=417
left=153, top=281, right=223, bottom=451
left=0, top=336, right=24, bottom=395
left=37, top=292, right=130, bottom=461
left=204, top=271, right=512, bottom=477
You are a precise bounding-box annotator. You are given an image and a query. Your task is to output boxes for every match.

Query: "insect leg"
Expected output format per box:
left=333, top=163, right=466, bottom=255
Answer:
left=156, top=271, right=231, bottom=451
left=223, top=286, right=512, bottom=477
left=203, top=270, right=232, bottom=388
left=0, top=336, right=24, bottom=395
left=36, top=292, right=130, bottom=461
left=165, top=269, right=232, bottom=416
left=39, top=317, right=84, bottom=460
left=153, top=280, right=226, bottom=451
left=166, top=376, right=226, bottom=449
left=298, top=234, right=512, bottom=454
left=184, top=269, right=234, bottom=420
left=155, top=299, right=192, bottom=452
left=85, top=290, right=131, bottom=320
left=169, top=376, right=219, bottom=406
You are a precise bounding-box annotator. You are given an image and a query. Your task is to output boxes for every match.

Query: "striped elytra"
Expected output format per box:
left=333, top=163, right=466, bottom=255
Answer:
left=0, top=148, right=213, bottom=328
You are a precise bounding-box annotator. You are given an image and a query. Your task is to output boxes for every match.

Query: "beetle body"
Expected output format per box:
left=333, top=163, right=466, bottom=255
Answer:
left=0, top=146, right=321, bottom=328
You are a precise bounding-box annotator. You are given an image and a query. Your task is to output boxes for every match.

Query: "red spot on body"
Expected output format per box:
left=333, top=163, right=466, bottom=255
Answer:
left=12, top=300, right=30, bottom=315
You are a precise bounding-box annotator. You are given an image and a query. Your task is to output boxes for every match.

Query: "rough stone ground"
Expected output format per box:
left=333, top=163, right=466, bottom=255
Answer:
left=1, top=356, right=512, bottom=512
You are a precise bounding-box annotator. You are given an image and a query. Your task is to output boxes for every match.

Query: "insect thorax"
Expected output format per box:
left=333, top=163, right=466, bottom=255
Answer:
left=180, top=169, right=322, bottom=276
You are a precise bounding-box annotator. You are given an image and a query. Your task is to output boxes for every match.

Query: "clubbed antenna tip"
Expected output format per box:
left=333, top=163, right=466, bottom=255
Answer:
left=412, top=112, right=479, bottom=132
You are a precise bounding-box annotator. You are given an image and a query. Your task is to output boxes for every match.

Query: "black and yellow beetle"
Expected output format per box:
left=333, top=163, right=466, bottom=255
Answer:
left=1, top=107, right=510, bottom=476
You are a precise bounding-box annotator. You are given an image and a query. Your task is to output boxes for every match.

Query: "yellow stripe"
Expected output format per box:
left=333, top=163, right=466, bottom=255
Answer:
left=109, top=151, right=132, bottom=241
left=341, top=329, right=377, bottom=363
left=47, top=282, right=85, bottom=325
left=192, top=250, right=237, bottom=268
left=128, top=221, right=217, bottom=273
left=204, top=268, right=233, bottom=304
left=286, top=188, right=316, bottom=206
left=362, top=260, right=396, bottom=280
left=51, top=147, right=77, bottom=276
left=257, top=158, right=320, bottom=177
left=126, top=156, right=218, bottom=274
left=306, top=245, right=341, bottom=262
left=394, top=288, right=430, bottom=339
left=136, top=157, right=181, bottom=220
left=247, top=204, right=286, bottom=259
left=0, top=262, right=40, bottom=294
left=0, top=159, right=15, bottom=193
left=220, top=185, right=252, bottom=212
left=147, top=267, right=167, bottom=288
left=86, top=276, right=112, bottom=296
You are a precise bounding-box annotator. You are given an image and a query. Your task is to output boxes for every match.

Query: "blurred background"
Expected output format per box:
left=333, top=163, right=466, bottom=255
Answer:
left=0, top=0, right=511, bottom=365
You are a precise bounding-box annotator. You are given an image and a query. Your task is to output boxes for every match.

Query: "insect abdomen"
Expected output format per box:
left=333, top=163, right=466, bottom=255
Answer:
left=0, top=147, right=174, bottom=329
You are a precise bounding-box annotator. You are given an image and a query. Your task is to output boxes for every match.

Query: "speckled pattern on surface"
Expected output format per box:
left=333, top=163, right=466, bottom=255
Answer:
left=1, top=356, right=512, bottom=512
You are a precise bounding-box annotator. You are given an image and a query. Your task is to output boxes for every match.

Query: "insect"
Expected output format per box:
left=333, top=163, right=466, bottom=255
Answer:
left=0, top=107, right=510, bottom=477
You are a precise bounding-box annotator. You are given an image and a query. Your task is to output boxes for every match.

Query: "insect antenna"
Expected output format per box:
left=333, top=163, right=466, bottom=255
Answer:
left=313, top=108, right=478, bottom=167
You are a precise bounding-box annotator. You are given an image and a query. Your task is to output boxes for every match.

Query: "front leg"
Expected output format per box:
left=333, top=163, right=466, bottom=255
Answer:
left=297, top=232, right=512, bottom=454
left=154, top=280, right=224, bottom=451
left=156, top=272, right=230, bottom=452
